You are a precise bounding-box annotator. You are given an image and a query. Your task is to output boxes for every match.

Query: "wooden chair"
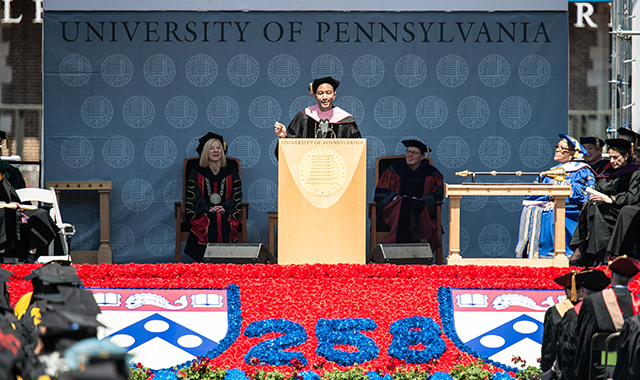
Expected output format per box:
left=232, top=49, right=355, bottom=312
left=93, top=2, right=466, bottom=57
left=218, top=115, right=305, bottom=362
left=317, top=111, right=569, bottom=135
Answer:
left=588, top=331, right=620, bottom=380
left=174, top=157, right=249, bottom=263
left=368, top=155, right=444, bottom=264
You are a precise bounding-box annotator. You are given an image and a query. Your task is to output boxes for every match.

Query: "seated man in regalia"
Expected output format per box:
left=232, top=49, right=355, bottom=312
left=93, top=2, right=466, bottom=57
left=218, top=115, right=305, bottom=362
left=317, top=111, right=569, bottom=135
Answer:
left=373, top=139, right=443, bottom=251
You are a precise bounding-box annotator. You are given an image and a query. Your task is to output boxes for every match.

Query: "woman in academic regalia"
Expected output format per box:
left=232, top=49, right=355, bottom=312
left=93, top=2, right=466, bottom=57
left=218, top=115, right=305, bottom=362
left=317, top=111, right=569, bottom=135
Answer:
left=569, top=138, right=640, bottom=265
left=274, top=76, right=361, bottom=139
left=515, top=134, right=596, bottom=259
left=184, top=132, right=242, bottom=262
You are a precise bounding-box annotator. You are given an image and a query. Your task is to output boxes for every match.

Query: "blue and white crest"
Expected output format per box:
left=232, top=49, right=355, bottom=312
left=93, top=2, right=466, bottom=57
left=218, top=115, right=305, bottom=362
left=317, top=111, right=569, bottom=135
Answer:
left=90, top=285, right=241, bottom=371
left=439, top=287, right=565, bottom=371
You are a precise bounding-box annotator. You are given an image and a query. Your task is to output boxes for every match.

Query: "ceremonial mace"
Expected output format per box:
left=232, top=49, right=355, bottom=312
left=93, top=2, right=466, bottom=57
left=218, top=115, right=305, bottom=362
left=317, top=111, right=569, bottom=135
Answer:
left=455, top=168, right=567, bottom=183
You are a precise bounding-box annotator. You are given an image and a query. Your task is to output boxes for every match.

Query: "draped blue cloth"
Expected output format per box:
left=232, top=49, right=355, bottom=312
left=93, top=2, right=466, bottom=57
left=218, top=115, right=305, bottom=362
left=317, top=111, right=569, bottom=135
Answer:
left=515, top=161, right=596, bottom=258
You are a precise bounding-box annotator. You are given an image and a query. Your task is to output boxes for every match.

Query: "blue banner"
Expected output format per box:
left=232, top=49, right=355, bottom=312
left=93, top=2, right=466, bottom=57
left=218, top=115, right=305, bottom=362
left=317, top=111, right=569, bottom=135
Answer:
left=43, top=11, right=568, bottom=263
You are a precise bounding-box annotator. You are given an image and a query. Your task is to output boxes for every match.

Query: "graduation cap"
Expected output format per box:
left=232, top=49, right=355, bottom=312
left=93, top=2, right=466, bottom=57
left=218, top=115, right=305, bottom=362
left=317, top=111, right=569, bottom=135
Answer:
left=309, top=76, right=340, bottom=95
left=0, top=131, right=5, bottom=141
left=0, top=268, right=13, bottom=314
left=608, top=256, right=640, bottom=277
left=554, top=269, right=610, bottom=302
left=38, top=287, right=104, bottom=332
left=580, top=136, right=605, bottom=148
left=617, top=127, right=640, bottom=147
left=402, top=139, right=432, bottom=155
left=195, top=132, right=227, bottom=156
left=25, top=262, right=82, bottom=299
left=559, top=133, right=588, bottom=155
left=25, top=262, right=81, bottom=285
left=606, top=138, right=633, bottom=152
left=575, top=269, right=610, bottom=292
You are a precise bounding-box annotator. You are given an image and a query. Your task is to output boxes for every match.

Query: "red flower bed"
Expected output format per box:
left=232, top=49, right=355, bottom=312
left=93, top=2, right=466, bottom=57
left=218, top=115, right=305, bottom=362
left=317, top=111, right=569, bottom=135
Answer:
left=4, top=263, right=633, bottom=374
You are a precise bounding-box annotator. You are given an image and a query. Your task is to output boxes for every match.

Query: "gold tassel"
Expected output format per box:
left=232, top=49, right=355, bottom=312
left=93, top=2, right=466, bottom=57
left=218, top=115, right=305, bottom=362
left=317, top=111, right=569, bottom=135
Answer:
left=571, top=272, right=577, bottom=302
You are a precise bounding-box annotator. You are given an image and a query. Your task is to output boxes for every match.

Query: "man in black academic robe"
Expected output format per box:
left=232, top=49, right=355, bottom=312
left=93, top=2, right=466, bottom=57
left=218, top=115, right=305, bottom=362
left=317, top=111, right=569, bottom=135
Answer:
left=573, top=257, right=640, bottom=380
left=0, top=131, right=25, bottom=190
left=373, top=139, right=443, bottom=250
left=612, top=314, right=640, bottom=380
left=536, top=269, right=610, bottom=380
left=274, top=76, right=361, bottom=140
left=0, top=172, right=58, bottom=262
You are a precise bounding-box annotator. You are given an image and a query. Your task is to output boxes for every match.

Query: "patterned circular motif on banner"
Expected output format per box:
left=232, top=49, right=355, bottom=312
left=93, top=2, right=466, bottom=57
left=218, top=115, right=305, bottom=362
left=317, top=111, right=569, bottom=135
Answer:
left=165, top=95, right=197, bottom=129
left=299, top=148, right=347, bottom=197
left=335, top=96, right=365, bottom=125
left=61, top=136, right=93, bottom=168
left=269, top=138, right=279, bottom=167
left=416, top=96, right=448, bottom=129
left=479, top=135, right=511, bottom=169
left=207, top=96, right=239, bottom=129
left=143, top=54, right=176, bottom=87
left=164, top=179, right=183, bottom=210
left=122, top=178, right=154, bottom=212
left=247, top=224, right=261, bottom=244
left=457, top=96, right=490, bottom=129
left=519, top=54, right=551, bottom=88
left=110, top=223, right=135, bottom=257
left=228, top=135, right=261, bottom=168
left=364, top=135, right=386, bottom=169
left=500, top=96, right=532, bottom=129
left=437, top=136, right=469, bottom=169
left=187, top=137, right=199, bottom=158
left=228, top=54, right=260, bottom=87
left=248, top=179, right=277, bottom=212
left=479, top=223, right=511, bottom=257
left=519, top=136, right=552, bottom=169
left=289, top=96, right=316, bottom=120
left=249, top=96, right=281, bottom=129
left=145, top=135, right=177, bottom=169
left=436, top=54, right=468, bottom=88
left=443, top=224, right=470, bottom=255
left=498, top=179, right=526, bottom=212
left=145, top=224, right=174, bottom=257
left=268, top=54, right=300, bottom=87
left=374, top=96, right=405, bottom=129
left=70, top=224, right=92, bottom=251
left=81, top=95, right=113, bottom=129
left=59, top=54, right=91, bottom=87
left=185, top=54, right=217, bottom=87
left=311, top=54, right=343, bottom=81
left=101, top=54, right=133, bottom=87
left=102, top=135, right=135, bottom=169
left=123, top=95, right=155, bottom=129
left=353, top=54, right=384, bottom=88
left=395, top=54, right=427, bottom=88
left=478, top=54, right=510, bottom=88
left=460, top=180, right=489, bottom=212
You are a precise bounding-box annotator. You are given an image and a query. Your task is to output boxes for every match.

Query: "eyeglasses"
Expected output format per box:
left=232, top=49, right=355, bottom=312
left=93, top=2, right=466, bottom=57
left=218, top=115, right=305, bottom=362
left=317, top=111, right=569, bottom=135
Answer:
left=554, top=145, right=571, bottom=152
left=406, top=150, right=422, bottom=156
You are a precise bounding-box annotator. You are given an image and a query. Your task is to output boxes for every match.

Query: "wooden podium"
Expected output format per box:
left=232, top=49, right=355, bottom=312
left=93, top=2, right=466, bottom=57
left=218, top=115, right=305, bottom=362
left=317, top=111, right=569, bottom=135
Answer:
left=278, top=139, right=366, bottom=264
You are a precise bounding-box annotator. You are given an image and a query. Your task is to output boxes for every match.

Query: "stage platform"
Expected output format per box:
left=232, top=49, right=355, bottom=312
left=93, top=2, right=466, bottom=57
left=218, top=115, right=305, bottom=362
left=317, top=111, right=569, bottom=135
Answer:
left=6, top=262, right=627, bottom=378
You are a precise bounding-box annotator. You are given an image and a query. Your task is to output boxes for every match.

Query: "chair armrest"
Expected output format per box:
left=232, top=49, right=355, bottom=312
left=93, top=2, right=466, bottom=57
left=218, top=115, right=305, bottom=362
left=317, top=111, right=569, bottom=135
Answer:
left=174, top=201, right=182, bottom=220
left=368, top=201, right=376, bottom=220
left=174, top=201, right=182, bottom=263
left=240, top=202, right=249, bottom=243
left=59, top=223, right=76, bottom=236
